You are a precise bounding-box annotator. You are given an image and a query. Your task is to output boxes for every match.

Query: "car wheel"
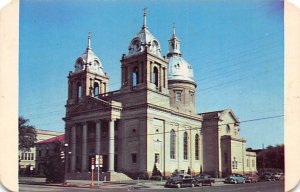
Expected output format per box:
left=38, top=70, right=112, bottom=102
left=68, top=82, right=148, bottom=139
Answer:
left=191, top=183, right=195, bottom=188
left=177, top=183, right=181, bottom=188
left=234, top=180, right=237, bottom=184
left=243, top=180, right=245, bottom=184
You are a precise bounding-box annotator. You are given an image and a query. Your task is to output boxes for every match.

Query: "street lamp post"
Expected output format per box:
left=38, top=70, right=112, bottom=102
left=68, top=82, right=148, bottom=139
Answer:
left=63, top=143, right=68, bottom=185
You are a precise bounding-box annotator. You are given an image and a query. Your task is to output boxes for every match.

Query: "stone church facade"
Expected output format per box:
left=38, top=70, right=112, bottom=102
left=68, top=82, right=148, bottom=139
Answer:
left=63, top=10, right=256, bottom=180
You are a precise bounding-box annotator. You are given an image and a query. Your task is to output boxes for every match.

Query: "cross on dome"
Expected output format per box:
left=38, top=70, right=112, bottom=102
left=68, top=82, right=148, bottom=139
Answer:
left=87, top=32, right=92, bottom=50
left=142, top=8, right=147, bottom=29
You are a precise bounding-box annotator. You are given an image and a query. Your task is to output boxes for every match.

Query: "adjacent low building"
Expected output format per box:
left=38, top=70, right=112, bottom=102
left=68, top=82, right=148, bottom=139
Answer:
left=19, top=129, right=63, bottom=175
left=35, top=134, right=65, bottom=176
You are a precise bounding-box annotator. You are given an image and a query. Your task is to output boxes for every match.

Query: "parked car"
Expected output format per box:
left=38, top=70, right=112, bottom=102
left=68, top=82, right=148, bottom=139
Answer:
left=224, top=175, right=245, bottom=184
left=193, top=174, right=214, bottom=186
left=244, top=174, right=259, bottom=183
left=261, top=172, right=276, bottom=181
left=274, top=173, right=284, bottom=180
left=231, top=173, right=244, bottom=177
left=165, top=174, right=197, bottom=188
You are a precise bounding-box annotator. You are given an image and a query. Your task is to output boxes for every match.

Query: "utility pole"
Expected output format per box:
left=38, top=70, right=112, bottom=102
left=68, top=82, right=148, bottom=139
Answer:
left=262, top=144, right=265, bottom=169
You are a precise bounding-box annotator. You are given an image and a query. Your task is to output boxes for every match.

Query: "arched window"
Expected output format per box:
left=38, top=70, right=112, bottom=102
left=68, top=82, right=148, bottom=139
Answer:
left=183, top=132, right=188, bottom=160
left=124, top=67, right=128, bottom=84
left=133, top=67, right=139, bottom=87
left=69, top=82, right=73, bottom=99
left=195, top=134, right=199, bottom=160
left=170, top=130, right=176, bottom=159
left=94, top=82, right=99, bottom=96
left=226, top=125, right=230, bottom=134
left=77, top=82, right=82, bottom=99
left=152, top=67, right=158, bottom=88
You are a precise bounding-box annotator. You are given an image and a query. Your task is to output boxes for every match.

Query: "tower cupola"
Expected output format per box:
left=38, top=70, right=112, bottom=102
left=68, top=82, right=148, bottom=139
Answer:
left=74, top=33, right=105, bottom=76
left=128, top=9, right=162, bottom=57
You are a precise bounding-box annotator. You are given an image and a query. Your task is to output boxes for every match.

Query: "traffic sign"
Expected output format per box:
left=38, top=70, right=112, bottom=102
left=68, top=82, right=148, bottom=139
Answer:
left=95, top=155, right=99, bottom=165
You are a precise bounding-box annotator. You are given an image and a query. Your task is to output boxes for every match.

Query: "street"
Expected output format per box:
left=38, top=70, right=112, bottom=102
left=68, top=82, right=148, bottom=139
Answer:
left=20, top=181, right=284, bottom=192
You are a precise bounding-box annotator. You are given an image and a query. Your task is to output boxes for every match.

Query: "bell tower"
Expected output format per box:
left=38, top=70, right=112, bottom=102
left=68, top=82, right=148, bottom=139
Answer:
left=119, top=9, right=169, bottom=107
left=67, top=33, right=109, bottom=105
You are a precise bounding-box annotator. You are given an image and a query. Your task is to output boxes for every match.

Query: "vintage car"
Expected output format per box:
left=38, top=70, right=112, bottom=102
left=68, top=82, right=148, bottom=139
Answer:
left=274, top=173, right=284, bottom=180
left=165, top=174, right=197, bottom=188
left=261, top=172, right=276, bottom=181
left=193, top=174, right=215, bottom=186
left=224, top=175, right=246, bottom=184
left=244, top=174, right=259, bottom=183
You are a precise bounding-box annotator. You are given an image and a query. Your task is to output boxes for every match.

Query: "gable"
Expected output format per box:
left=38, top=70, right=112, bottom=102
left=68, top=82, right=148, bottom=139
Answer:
left=67, top=96, right=111, bottom=114
left=220, top=109, right=240, bottom=124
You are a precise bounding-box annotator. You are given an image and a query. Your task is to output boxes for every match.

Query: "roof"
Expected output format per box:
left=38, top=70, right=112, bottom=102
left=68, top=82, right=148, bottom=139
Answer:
left=168, top=55, right=195, bottom=83
left=199, top=109, right=240, bottom=123
left=37, top=134, right=64, bottom=144
left=36, top=129, right=63, bottom=135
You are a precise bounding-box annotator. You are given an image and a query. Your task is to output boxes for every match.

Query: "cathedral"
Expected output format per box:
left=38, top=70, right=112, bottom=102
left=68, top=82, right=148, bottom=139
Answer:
left=63, top=10, right=256, bottom=180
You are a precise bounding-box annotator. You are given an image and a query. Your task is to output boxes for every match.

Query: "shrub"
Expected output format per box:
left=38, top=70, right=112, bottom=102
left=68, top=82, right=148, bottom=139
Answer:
left=187, top=167, right=191, bottom=175
left=152, top=163, right=162, bottom=177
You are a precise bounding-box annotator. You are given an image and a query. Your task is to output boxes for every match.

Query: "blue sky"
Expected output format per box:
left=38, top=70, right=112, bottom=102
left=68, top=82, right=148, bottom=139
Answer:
left=19, top=0, right=284, bottom=149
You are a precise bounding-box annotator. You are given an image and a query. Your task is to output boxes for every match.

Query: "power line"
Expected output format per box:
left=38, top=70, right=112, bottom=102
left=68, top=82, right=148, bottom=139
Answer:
left=62, top=114, right=284, bottom=144
left=20, top=28, right=283, bottom=109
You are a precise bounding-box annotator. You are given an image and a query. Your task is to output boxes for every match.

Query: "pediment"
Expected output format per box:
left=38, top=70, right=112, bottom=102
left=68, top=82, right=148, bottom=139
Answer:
left=68, top=96, right=111, bottom=114
left=220, top=109, right=240, bottom=124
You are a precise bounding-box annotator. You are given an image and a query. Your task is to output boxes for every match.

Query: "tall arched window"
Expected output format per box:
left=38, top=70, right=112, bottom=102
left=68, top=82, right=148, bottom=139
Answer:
left=94, top=82, right=99, bottom=96
left=183, top=132, right=188, bottom=160
left=152, top=67, right=158, bottom=88
left=195, top=134, right=199, bottom=160
left=170, top=130, right=176, bottom=159
left=133, top=67, right=139, bottom=87
left=77, top=82, right=82, bottom=99
left=69, top=82, right=73, bottom=99
left=124, top=67, right=128, bottom=84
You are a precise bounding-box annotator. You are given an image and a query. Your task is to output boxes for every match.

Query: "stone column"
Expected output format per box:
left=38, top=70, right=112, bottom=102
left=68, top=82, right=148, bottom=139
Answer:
left=108, top=120, right=115, bottom=172
left=95, top=120, right=101, bottom=155
left=82, top=123, right=88, bottom=172
left=99, top=80, right=103, bottom=94
left=71, top=125, right=76, bottom=172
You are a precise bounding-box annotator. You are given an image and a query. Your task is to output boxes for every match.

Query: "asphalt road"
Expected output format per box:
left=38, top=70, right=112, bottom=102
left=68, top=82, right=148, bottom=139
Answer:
left=20, top=181, right=284, bottom=192
left=141, top=181, right=285, bottom=192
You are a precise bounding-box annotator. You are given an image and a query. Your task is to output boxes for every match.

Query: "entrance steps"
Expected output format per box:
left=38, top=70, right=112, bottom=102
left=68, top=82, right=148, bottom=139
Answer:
left=66, top=171, right=132, bottom=181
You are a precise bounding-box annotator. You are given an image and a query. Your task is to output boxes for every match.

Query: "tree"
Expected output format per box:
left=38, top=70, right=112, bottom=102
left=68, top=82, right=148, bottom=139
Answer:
left=19, top=117, right=37, bottom=152
left=257, top=144, right=284, bottom=173
left=44, top=140, right=64, bottom=183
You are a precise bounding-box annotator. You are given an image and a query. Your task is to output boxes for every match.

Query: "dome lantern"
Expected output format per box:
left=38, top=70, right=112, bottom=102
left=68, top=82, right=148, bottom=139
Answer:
left=167, top=27, right=195, bottom=83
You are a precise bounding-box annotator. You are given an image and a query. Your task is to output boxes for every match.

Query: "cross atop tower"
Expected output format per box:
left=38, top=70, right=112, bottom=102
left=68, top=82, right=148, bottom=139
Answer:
left=142, top=7, right=147, bottom=29
left=87, top=32, right=92, bottom=50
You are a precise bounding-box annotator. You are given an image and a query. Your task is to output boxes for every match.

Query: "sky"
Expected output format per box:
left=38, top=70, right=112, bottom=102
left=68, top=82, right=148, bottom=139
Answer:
left=19, top=0, right=284, bottom=149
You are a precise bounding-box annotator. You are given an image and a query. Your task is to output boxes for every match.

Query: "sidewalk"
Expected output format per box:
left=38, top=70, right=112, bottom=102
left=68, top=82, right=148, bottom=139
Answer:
left=19, top=177, right=225, bottom=189
left=19, top=177, right=166, bottom=189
